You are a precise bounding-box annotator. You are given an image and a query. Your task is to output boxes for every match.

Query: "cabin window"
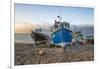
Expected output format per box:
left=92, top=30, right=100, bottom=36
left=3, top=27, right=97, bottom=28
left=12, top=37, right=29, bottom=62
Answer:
left=65, top=23, right=67, bottom=27
left=54, top=25, right=59, bottom=29
left=65, top=23, right=69, bottom=28
left=60, top=23, right=64, bottom=27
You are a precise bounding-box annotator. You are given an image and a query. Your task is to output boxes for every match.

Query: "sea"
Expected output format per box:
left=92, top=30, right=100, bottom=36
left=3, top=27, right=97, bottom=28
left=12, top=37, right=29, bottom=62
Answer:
left=15, top=33, right=35, bottom=43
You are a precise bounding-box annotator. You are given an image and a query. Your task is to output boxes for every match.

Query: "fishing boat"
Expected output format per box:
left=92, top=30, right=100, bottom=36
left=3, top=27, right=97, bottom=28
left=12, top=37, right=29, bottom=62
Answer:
left=31, top=28, right=51, bottom=41
left=51, top=16, right=72, bottom=47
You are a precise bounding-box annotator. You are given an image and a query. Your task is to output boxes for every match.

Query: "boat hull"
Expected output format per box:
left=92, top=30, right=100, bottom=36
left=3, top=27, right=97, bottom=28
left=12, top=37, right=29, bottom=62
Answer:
left=51, top=27, right=72, bottom=47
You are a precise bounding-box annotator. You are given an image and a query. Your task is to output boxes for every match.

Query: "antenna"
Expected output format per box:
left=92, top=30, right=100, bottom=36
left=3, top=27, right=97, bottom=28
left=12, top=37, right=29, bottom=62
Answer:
left=57, top=6, right=62, bottom=22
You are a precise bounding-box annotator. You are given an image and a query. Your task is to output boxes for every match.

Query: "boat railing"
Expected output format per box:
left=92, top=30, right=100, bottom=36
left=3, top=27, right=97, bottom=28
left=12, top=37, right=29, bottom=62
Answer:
left=52, top=21, right=70, bottom=32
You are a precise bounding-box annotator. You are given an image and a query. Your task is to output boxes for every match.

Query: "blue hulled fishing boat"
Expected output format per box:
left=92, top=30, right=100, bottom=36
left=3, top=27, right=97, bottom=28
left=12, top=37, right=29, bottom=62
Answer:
left=51, top=16, right=72, bottom=47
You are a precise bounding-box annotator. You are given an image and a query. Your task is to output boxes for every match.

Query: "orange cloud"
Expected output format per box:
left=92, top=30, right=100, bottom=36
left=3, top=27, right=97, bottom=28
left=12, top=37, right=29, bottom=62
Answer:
left=15, top=23, right=36, bottom=33
left=15, top=22, right=50, bottom=33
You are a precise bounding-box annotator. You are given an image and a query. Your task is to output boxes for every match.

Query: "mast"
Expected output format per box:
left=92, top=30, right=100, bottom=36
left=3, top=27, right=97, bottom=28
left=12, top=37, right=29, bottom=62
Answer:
left=58, top=6, right=62, bottom=22
left=58, top=6, right=64, bottom=47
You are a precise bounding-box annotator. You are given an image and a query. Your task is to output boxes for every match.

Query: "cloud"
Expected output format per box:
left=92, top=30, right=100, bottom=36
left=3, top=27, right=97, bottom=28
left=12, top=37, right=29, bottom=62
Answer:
left=15, top=22, right=50, bottom=33
left=15, top=22, right=35, bottom=33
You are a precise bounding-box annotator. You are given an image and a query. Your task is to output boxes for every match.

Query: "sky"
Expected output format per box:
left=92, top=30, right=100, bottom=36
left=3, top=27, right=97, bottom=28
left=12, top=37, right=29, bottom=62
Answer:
left=15, top=3, right=94, bottom=25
